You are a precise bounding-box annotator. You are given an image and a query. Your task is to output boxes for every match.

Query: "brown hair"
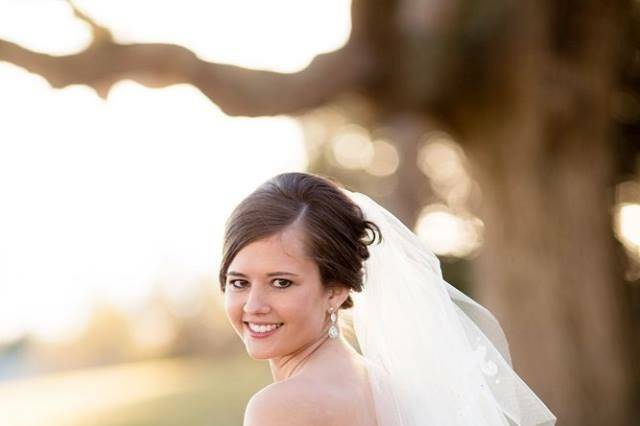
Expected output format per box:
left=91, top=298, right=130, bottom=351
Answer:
left=218, top=172, right=381, bottom=309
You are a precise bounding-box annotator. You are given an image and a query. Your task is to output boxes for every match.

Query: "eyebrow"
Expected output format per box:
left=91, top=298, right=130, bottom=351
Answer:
left=226, top=271, right=300, bottom=278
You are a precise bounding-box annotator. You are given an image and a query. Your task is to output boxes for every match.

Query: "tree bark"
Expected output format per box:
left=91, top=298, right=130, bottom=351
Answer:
left=461, top=1, right=638, bottom=423
left=466, top=120, right=637, bottom=426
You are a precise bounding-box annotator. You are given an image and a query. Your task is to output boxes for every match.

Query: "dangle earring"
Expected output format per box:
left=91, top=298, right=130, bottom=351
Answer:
left=328, top=306, right=339, bottom=339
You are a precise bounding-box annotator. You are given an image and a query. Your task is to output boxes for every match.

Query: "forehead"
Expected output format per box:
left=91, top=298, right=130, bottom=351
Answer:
left=228, top=226, right=315, bottom=273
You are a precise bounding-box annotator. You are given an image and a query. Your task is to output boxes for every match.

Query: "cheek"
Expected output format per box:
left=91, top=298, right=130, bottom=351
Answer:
left=280, top=293, right=323, bottom=326
left=223, top=293, right=244, bottom=329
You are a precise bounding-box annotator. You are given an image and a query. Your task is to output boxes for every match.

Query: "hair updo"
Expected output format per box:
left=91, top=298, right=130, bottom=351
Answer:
left=218, top=172, right=381, bottom=309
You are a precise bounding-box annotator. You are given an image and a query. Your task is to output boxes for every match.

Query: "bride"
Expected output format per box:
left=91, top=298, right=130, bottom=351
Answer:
left=220, top=172, right=557, bottom=426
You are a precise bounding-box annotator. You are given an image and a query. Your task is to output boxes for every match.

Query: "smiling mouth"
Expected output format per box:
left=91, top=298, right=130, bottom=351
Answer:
left=242, top=321, right=284, bottom=334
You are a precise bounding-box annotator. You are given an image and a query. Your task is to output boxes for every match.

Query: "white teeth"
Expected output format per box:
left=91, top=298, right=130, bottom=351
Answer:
left=248, top=323, right=282, bottom=333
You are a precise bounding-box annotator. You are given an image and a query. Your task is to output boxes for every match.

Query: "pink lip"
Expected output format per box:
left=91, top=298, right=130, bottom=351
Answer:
left=245, top=323, right=282, bottom=339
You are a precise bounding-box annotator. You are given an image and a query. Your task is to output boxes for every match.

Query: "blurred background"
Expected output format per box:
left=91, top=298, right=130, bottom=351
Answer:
left=0, top=0, right=638, bottom=425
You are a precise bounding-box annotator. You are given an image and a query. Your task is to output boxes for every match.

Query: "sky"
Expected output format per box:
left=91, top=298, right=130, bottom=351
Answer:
left=0, top=0, right=350, bottom=343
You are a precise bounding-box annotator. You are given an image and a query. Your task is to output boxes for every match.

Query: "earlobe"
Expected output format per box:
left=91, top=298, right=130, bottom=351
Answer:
left=327, top=285, right=349, bottom=308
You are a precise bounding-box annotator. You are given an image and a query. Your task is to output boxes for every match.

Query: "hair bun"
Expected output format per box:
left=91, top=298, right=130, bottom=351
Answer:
left=357, top=242, right=370, bottom=260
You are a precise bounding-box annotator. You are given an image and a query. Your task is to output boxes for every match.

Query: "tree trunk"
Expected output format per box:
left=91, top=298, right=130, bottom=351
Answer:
left=466, top=117, right=637, bottom=425
left=460, top=3, right=638, bottom=422
left=456, top=1, right=638, bottom=423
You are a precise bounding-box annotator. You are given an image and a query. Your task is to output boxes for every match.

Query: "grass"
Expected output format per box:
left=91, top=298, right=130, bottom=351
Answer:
left=0, top=355, right=272, bottom=426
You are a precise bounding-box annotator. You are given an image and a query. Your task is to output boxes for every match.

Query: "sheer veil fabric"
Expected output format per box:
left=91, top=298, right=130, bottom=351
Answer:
left=343, top=189, right=557, bottom=426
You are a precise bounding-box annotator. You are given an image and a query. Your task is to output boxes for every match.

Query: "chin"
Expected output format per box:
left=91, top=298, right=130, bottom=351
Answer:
left=245, top=346, right=277, bottom=360
left=248, top=353, right=271, bottom=360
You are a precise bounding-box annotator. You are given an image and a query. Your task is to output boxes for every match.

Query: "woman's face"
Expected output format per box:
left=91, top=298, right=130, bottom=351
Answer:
left=223, top=226, right=343, bottom=360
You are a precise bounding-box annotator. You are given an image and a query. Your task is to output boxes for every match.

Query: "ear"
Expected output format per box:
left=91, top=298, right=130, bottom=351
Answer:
left=326, top=284, right=350, bottom=309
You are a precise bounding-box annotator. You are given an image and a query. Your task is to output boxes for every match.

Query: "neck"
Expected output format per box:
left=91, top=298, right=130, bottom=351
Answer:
left=268, top=326, right=356, bottom=382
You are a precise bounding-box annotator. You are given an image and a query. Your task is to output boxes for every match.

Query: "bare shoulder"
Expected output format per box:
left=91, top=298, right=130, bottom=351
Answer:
left=243, top=378, right=339, bottom=426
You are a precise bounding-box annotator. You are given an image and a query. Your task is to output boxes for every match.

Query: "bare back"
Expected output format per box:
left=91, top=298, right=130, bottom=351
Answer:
left=305, top=354, right=379, bottom=426
left=251, top=354, right=380, bottom=426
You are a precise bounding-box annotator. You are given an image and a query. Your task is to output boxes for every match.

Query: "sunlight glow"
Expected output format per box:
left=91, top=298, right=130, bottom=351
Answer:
left=130, top=306, right=178, bottom=355
left=0, top=358, right=209, bottom=425
left=615, top=203, right=640, bottom=248
left=417, top=131, right=468, bottom=184
left=0, top=62, right=307, bottom=343
left=0, top=0, right=352, bottom=73
left=415, top=204, right=483, bottom=257
left=416, top=131, right=479, bottom=212
left=365, top=139, right=400, bottom=177
left=330, top=124, right=374, bottom=169
left=0, top=0, right=351, bottom=344
left=0, top=0, right=92, bottom=55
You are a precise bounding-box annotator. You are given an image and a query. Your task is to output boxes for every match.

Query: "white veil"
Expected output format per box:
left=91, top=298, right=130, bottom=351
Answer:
left=342, top=189, right=557, bottom=426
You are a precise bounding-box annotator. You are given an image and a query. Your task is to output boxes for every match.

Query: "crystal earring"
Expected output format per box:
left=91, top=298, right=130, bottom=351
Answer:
left=328, top=306, right=339, bottom=339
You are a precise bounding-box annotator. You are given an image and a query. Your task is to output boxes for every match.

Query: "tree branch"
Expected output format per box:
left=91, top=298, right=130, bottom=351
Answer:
left=66, top=0, right=113, bottom=45
left=0, top=34, right=375, bottom=116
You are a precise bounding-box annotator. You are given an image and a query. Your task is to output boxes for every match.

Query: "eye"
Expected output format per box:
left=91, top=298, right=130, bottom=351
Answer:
left=273, top=278, right=293, bottom=289
left=228, top=279, right=248, bottom=289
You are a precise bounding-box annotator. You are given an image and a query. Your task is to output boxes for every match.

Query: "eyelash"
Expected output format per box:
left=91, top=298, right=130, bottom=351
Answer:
left=228, top=279, right=293, bottom=290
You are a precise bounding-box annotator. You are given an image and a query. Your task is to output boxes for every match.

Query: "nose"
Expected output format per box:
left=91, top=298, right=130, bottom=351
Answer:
left=243, top=284, right=271, bottom=315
